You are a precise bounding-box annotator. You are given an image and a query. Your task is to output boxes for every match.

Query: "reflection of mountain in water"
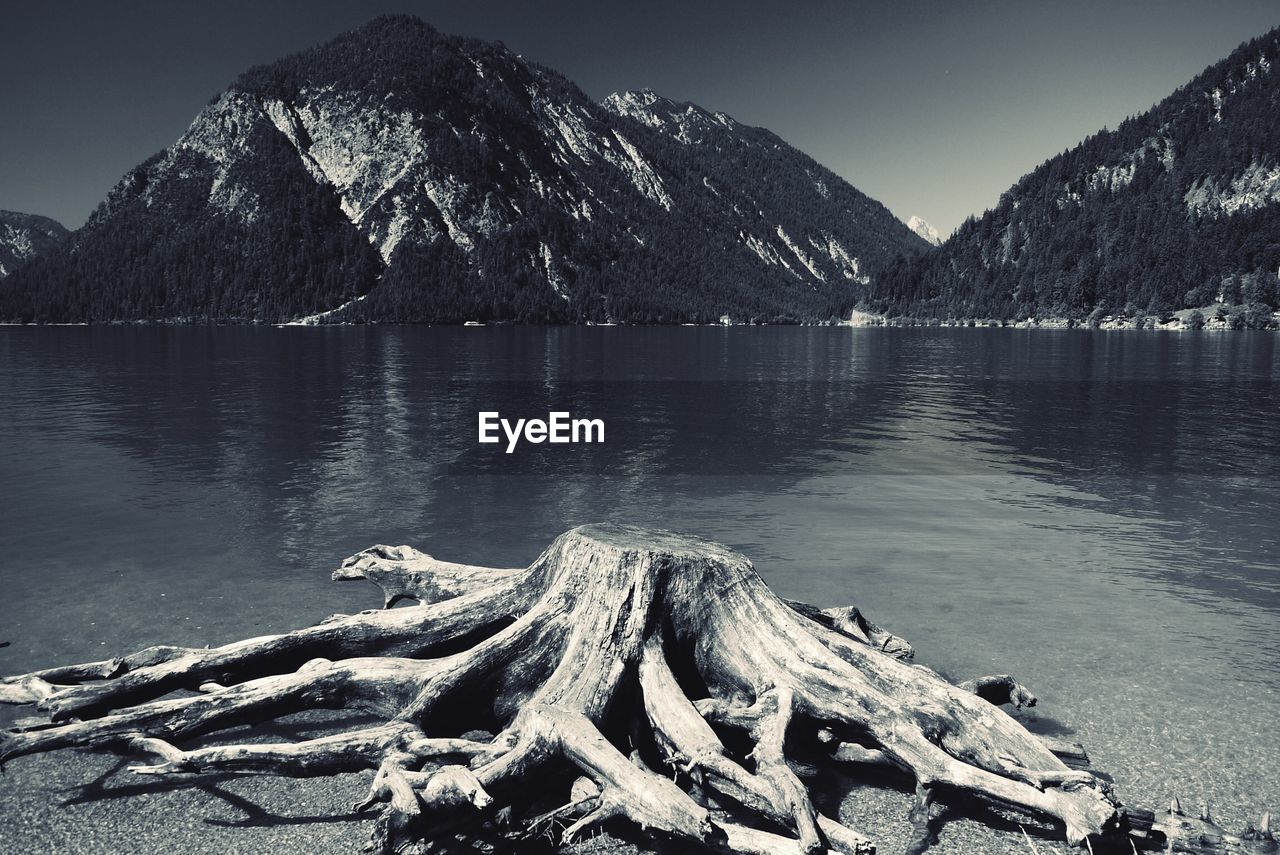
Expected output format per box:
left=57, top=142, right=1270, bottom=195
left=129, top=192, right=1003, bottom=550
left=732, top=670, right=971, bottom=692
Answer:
left=5, top=328, right=924, bottom=566
left=5, top=327, right=1276, bottom=609
left=920, top=331, right=1280, bottom=606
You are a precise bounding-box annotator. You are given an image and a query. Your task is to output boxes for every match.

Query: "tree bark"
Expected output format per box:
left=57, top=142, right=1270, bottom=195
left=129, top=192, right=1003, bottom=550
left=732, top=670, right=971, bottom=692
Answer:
left=1, top=525, right=1272, bottom=854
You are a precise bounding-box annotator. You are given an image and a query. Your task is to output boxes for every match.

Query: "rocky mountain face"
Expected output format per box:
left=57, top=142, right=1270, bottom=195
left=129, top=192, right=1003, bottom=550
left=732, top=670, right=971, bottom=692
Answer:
left=869, top=28, right=1280, bottom=324
left=905, top=215, right=942, bottom=246
left=0, top=212, right=68, bottom=279
left=1, top=15, right=926, bottom=324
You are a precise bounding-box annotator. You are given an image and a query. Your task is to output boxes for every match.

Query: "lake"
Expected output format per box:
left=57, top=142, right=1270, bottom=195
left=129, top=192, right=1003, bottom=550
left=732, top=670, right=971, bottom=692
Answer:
left=0, top=326, right=1277, bottom=842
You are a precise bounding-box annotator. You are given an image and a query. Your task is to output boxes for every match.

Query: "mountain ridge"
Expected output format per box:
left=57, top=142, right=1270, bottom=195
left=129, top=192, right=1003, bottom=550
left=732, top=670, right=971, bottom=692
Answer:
left=0, top=211, right=68, bottom=279
left=1, top=15, right=926, bottom=324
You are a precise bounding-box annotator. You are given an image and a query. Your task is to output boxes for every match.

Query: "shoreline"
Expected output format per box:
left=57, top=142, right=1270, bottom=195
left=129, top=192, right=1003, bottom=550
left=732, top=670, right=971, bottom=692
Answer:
left=1, top=314, right=1278, bottom=330
left=848, top=305, right=1280, bottom=331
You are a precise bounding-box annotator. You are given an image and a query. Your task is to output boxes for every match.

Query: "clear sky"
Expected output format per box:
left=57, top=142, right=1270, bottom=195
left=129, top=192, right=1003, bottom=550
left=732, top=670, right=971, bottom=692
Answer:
left=2, top=1, right=1277, bottom=235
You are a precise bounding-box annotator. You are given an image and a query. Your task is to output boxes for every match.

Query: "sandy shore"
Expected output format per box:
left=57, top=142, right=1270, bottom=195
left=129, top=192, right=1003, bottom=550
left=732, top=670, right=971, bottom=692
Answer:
left=0, top=704, right=1075, bottom=855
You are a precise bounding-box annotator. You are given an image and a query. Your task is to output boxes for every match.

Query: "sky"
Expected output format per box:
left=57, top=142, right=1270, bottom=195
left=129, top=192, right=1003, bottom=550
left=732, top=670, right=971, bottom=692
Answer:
left=2, top=1, right=1278, bottom=236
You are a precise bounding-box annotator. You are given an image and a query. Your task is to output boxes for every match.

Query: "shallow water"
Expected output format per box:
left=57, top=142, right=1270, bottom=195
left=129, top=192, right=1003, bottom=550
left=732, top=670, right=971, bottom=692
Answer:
left=0, top=326, right=1277, bottom=832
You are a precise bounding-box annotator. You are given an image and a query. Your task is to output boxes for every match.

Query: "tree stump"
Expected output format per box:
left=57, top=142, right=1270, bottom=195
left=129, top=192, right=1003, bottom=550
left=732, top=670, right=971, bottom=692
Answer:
left=1, top=525, right=1273, bottom=854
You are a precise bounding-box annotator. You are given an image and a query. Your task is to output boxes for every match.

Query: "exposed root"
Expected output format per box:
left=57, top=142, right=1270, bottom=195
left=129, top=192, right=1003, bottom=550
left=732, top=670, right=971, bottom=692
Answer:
left=128, top=723, right=422, bottom=776
left=1, top=524, right=1271, bottom=854
left=904, top=783, right=938, bottom=855
left=959, top=674, right=1038, bottom=710
left=785, top=600, right=915, bottom=661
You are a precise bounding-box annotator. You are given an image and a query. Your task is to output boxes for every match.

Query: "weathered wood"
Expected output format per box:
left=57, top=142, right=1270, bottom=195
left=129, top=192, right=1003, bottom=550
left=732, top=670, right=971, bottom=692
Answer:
left=1037, top=735, right=1090, bottom=768
left=904, top=783, right=938, bottom=855
left=0, top=525, right=1271, bottom=854
left=958, top=674, right=1038, bottom=710
left=1140, top=800, right=1277, bottom=854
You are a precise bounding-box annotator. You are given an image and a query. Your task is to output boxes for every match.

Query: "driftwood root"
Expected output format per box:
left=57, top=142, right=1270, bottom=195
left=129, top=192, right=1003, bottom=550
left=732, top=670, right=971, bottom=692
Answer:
left=1, top=525, right=1271, bottom=854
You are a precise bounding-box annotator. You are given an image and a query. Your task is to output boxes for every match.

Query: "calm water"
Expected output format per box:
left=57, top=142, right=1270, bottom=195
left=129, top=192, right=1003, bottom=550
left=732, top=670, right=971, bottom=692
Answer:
left=1, top=326, right=1277, bottom=829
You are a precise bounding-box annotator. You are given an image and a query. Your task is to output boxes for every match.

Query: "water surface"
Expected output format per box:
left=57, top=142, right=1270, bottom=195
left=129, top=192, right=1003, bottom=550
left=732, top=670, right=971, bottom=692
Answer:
left=1, top=326, right=1276, bottom=832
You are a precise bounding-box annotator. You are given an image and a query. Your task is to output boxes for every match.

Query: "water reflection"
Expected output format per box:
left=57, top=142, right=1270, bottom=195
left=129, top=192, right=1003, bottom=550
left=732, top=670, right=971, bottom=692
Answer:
left=2, top=327, right=1276, bottom=581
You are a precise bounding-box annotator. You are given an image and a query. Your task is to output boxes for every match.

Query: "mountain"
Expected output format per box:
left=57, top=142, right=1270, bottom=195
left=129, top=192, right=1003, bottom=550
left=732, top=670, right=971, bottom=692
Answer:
left=0, top=16, right=926, bottom=324
left=0, top=212, right=68, bottom=279
left=868, top=28, right=1280, bottom=326
left=905, top=215, right=942, bottom=246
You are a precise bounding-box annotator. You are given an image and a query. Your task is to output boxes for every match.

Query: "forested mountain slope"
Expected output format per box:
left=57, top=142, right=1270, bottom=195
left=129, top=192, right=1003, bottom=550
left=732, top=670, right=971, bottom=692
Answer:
left=0, top=16, right=925, bottom=324
left=0, top=212, right=68, bottom=280
left=866, top=29, right=1280, bottom=326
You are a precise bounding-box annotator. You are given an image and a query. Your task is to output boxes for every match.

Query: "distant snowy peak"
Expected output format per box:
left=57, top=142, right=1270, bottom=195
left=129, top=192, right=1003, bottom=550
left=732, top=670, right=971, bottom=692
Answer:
left=0, top=211, right=69, bottom=279
left=906, top=216, right=942, bottom=246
